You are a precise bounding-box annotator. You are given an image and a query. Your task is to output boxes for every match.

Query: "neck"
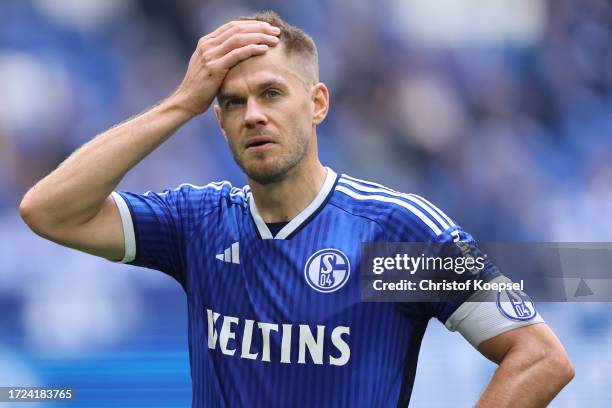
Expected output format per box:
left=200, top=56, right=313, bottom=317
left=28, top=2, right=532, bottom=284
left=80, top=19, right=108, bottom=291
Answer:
left=248, top=158, right=327, bottom=223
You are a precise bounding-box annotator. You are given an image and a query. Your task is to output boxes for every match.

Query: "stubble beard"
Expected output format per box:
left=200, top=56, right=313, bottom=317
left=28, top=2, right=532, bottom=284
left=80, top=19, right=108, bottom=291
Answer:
left=231, top=130, right=310, bottom=185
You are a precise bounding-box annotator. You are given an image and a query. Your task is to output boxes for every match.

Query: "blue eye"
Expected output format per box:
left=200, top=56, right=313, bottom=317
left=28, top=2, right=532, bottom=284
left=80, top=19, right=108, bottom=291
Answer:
left=264, top=89, right=280, bottom=98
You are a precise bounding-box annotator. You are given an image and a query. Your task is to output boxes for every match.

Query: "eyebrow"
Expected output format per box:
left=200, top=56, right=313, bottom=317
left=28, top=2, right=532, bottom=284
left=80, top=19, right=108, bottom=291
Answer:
left=217, top=79, right=289, bottom=106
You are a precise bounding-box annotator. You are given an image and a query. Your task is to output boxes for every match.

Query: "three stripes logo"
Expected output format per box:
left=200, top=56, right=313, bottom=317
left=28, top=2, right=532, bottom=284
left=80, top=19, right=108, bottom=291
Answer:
left=216, top=242, right=240, bottom=264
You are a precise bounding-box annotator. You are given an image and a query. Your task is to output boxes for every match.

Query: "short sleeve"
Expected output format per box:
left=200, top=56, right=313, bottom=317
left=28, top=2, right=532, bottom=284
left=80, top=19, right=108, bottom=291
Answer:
left=421, top=227, right=545, bottom=348
left=419, top=226, right=502, bottom=323
left=111, top=182, right=228, bottom=286
left=387, top=194, right=544, bottom=348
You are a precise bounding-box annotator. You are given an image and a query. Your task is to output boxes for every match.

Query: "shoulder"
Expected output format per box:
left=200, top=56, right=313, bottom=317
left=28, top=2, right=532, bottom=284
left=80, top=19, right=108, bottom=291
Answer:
left=120, top=180, right=249, bottom=217
left=330, top=172, right=458, bottom=241
left=158, top=181, right=247, bottom=204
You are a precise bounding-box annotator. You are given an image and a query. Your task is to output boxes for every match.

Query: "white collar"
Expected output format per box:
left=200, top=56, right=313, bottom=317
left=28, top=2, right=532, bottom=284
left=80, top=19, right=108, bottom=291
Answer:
left=248, top=167, right=337, bottom=239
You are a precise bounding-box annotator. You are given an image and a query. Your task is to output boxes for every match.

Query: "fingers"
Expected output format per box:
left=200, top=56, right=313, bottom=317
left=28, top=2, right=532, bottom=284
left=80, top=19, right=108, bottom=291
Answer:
left=215, top=43, right=271, bottom=70
left=197, top=20, right=281, bottom=73
left=207, top=20, right=279, bottom=47
left=207, top=20, right=262, bottom=39
left=172, top=20, right=280, bottom=115
left=209, top=32, right=279, bottom=60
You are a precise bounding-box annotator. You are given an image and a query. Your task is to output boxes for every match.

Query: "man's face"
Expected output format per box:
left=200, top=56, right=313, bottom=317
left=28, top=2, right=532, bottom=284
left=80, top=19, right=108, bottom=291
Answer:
left=214, top=45, right=322, bottom=184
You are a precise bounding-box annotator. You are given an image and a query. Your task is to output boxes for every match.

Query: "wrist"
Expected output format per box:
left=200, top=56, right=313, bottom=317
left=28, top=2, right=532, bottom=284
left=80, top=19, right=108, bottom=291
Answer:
left=163, top=91, right=206, bottom=119
left=164, top=87, right=210, bottom=119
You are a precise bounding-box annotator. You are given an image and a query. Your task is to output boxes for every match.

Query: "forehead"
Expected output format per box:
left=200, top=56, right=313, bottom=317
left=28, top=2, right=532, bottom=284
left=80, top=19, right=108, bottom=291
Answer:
left=219, top=46, right=305, bottom=94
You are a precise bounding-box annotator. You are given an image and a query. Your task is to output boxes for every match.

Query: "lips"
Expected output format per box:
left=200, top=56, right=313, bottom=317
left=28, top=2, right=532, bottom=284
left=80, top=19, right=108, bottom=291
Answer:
left=244, top=135, right=276, bottom=150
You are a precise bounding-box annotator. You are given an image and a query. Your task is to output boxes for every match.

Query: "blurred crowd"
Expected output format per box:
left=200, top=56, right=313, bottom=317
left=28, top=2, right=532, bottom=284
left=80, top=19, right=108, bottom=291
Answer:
left=1, top=0, right=612, bottom=406
left=1, top=0, right=611, bottom=241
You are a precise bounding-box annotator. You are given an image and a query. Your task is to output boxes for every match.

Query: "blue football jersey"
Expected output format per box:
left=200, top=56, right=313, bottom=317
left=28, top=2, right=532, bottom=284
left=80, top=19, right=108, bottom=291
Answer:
left=111, top=167, right=542, bottom=407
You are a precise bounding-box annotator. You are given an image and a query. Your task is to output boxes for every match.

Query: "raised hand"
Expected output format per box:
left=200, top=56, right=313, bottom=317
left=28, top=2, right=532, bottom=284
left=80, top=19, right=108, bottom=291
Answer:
left=172, top=20, right=281, bottom=116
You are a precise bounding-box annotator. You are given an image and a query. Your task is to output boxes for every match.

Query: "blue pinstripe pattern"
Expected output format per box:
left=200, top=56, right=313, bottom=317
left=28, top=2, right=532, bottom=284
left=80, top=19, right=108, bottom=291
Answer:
left=116, top=170, right=496, bottom=407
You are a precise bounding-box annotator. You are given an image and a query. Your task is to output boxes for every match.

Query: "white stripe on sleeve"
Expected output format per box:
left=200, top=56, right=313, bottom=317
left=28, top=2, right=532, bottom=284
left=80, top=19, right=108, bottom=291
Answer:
left=111, top=192, right=136, bottom=263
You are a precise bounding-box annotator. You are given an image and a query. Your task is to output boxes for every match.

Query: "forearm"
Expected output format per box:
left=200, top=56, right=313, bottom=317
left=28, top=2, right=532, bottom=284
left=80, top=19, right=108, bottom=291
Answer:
left=21, top=95, right=195, bottom=229
left=476, top=345, right=574, bottom=407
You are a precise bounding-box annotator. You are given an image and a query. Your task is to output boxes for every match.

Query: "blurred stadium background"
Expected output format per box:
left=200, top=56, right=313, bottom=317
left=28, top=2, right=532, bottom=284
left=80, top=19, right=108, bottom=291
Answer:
left=1, top=0, right=611, bottom=406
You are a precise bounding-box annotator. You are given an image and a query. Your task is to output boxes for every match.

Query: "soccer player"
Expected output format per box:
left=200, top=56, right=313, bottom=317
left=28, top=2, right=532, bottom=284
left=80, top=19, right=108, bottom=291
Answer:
left=20, top=11, right=573, bottom=407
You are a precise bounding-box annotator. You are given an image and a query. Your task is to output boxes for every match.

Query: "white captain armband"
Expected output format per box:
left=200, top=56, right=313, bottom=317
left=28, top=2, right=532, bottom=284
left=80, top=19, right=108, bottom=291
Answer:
left=445, top=275, right=545, bottom=348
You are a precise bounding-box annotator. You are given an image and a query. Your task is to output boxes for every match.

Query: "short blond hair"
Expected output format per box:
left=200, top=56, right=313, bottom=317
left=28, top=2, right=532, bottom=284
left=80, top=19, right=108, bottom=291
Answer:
left=239, top=10, right=319, bottom=84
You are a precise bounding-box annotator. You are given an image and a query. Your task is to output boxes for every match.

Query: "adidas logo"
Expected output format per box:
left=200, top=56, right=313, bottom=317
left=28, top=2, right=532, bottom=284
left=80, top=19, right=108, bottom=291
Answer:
left=216, top=242, right=240, bottom=264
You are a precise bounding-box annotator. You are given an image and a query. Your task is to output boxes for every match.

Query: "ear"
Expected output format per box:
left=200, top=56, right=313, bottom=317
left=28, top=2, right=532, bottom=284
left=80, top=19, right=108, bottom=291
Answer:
left=311, top=82, right=329, bottom=125
left=214, top=104, right=228, bottom=142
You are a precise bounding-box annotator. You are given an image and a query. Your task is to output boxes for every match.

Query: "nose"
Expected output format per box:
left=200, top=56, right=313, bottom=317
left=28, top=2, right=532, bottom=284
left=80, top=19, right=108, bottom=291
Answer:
left=244, top=98, right=268, bottom=129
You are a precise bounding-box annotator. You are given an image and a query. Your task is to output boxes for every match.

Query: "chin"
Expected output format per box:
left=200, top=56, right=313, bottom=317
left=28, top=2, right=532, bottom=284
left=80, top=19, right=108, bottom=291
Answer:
left=245, top=163, right=288, bottom=185
left=242, top=156, right=303, bottom=185
left=234, top=140, right=309, bottom=185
